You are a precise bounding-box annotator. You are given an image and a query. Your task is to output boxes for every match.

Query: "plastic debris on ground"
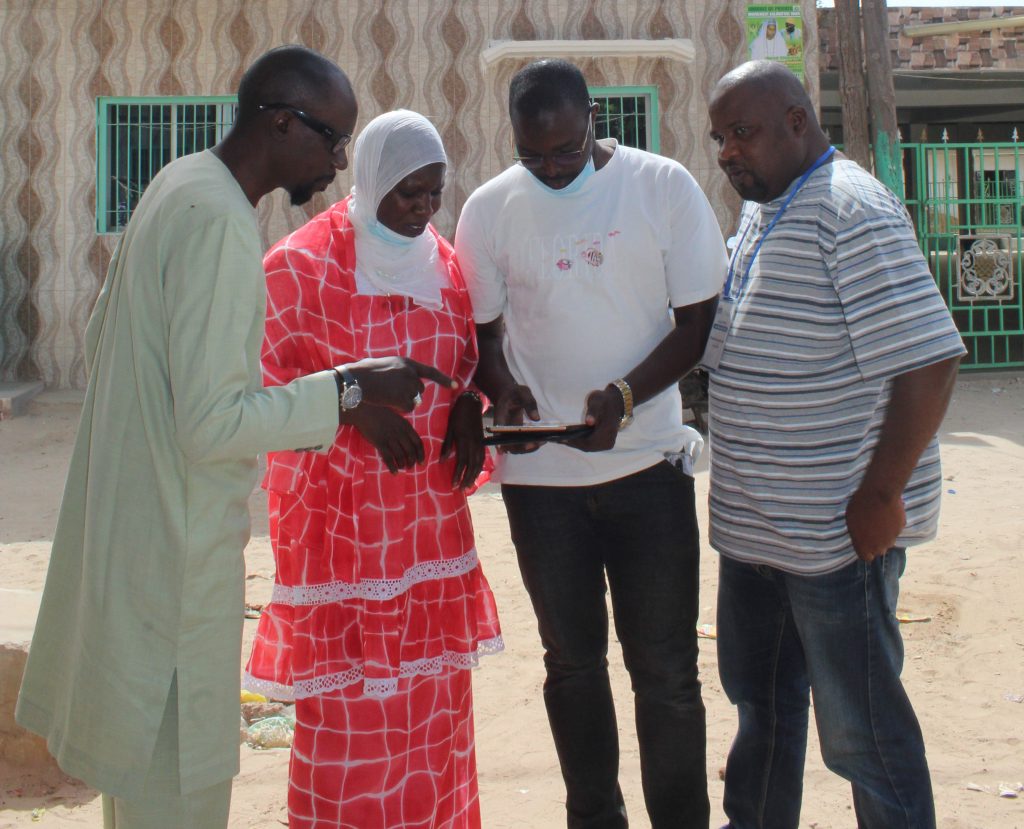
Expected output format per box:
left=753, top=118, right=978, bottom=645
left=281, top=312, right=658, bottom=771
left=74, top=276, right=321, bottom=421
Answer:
left=246, top=715, right=295, bottom=749
left=895, top=610, right=931, bottom=624
left=240, top=690, right=297, bottom=749
left=965, top=781, right=1023, bottom=797
left=241, top=701, right=286, bottom=723
left=696, top=623, right=717, bottom=639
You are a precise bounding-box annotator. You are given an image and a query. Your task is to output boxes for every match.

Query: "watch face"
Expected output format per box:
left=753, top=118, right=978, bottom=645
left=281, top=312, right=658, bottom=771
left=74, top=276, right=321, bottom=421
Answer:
left=342, top=384, right=363, bottom=410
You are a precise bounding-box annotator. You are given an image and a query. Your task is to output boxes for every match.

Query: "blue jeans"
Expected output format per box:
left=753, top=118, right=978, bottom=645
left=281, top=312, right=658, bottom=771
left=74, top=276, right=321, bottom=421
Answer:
left=717, top=550, right=935, bottom=829
left=502, top=461, right=708, bottom=829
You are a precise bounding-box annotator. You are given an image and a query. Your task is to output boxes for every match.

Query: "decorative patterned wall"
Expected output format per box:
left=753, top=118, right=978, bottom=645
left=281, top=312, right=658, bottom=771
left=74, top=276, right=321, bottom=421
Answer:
left=0, top=0, right=817, bottom=389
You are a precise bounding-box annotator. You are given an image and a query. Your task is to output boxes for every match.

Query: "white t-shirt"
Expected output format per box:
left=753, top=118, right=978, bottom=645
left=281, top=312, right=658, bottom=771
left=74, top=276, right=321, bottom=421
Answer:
left=455, top=143, right=727, bottom=486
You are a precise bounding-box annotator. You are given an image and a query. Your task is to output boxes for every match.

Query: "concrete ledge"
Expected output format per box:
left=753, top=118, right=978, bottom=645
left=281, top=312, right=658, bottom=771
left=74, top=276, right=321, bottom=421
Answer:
left=0, top=381, right=45, bottom=420
left=0, top=588, right=62, bottom=780
left=481, top=38, right=696, bottom=67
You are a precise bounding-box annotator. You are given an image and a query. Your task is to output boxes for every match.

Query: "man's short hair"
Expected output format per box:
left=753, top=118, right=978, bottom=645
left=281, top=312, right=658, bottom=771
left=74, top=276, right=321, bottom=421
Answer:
left=509, top=59, right=591, bottom=121
left=236, top=45, right=346, bottom=124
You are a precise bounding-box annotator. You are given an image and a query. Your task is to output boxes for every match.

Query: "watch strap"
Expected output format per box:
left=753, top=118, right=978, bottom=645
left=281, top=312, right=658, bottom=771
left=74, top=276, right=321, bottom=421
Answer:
left=611, top=378, right=634, bottom=430
left=339, top=365, right=358, bottom=390
left=334, top=365, right=362, bottom=412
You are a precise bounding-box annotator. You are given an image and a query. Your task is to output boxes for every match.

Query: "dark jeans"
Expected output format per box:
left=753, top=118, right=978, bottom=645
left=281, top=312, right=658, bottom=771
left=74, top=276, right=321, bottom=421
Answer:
left=502, top=461, right=709, bottom=829
left=717, top=550, right=935, bottom=829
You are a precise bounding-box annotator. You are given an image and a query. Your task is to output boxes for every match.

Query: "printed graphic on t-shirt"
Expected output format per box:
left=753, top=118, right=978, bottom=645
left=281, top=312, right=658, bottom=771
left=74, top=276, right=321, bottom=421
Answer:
left=512, top=230, right=622, bottom=283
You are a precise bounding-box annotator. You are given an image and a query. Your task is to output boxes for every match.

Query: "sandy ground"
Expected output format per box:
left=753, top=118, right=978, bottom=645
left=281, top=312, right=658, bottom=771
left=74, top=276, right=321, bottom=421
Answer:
left=1, top=376, right=1022, bottom=828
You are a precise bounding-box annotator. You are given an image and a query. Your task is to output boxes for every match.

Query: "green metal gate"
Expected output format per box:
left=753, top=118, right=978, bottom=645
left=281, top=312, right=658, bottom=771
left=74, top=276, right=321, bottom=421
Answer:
left=901, top=141, right=1023, bottom=369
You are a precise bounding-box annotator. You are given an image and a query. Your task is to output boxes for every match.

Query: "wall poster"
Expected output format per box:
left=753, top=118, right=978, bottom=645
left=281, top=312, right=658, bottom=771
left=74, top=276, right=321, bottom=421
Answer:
left=746, top=4, right=804, bottom=80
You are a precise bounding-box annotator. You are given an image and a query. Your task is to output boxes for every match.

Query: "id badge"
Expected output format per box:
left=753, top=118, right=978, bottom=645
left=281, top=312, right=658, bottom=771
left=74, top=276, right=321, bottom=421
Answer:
left=700, top=298, right=734, bottom=371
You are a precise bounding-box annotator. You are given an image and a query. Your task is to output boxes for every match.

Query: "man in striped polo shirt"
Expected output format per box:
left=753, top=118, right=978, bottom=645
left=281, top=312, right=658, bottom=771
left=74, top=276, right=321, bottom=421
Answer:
left=706, top=61, right=965, bottom=829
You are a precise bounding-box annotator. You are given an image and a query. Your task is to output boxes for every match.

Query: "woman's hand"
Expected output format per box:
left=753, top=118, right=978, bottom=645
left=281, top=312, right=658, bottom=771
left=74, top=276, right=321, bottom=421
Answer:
left=440, top=392, right=486, bottom=489
left=349, top=405, right=424, bottom=474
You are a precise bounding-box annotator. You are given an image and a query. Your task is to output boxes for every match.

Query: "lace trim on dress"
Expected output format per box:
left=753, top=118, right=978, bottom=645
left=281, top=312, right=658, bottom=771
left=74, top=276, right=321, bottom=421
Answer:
left=269, top=548, right=481, bottom=606
left=241, top=673, right=301, bottom=703
left=242, top=636, right=505, bottom=702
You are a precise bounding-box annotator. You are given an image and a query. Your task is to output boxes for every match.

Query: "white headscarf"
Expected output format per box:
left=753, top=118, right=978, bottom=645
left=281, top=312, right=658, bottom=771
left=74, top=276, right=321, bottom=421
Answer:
left=349, top=110, right=448, bottom=309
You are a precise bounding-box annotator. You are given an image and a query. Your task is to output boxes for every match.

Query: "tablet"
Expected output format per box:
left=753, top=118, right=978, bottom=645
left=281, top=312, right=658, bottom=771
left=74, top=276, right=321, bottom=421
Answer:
left=483, top=422, right=593, bottom=446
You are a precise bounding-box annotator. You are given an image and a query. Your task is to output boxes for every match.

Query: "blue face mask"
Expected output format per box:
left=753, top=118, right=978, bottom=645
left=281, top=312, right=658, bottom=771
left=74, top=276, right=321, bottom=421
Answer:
left=368, top=218, right=418, bottom=248
left=536, top=156, right=596, bottom=197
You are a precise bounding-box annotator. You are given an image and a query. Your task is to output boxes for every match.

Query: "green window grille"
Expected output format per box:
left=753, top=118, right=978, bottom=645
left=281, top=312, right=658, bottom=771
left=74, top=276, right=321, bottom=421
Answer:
left=973, top=169, right=1019, bottom=228
left=901, top=141, right=1024, bottom=370
left=96, top=96, right=237, bottom=233
left=590, top=86, right=659, bottom=154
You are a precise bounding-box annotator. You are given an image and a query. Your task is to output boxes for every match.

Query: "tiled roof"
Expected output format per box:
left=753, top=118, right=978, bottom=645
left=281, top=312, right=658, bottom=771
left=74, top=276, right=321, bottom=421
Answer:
left=818, top=7, right=1024, bottom=70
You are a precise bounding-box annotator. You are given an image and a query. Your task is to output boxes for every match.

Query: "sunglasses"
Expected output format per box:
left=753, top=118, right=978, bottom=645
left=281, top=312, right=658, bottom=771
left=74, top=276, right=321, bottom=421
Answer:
left=512, top=118, right=593, bottom=171
left=258, top=103, right=352, bottom=155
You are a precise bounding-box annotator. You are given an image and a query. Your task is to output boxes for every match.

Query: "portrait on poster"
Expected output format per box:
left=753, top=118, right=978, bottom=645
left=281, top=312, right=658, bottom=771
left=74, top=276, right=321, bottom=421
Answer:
left=746, top=4, right=804, bottom=80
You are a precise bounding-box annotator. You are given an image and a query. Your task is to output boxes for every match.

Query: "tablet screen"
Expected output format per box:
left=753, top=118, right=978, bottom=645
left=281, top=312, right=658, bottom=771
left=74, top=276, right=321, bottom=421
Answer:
left=486, top=422, right=588, bottom=434
left=483, top=423, right=593, bottom=446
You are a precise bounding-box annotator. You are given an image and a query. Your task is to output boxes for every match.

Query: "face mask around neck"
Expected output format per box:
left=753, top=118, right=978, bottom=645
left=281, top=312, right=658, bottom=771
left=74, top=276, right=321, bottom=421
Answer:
left=367, top=218, right=419, bottom=248
left=537, top=155, right=596, bottom=196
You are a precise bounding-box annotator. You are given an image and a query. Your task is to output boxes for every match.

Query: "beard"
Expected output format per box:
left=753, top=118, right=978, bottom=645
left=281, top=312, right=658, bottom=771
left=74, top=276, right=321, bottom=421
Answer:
left=288, top=183, right=316, bottom=206
left=725, top=168, right=772, bottom=203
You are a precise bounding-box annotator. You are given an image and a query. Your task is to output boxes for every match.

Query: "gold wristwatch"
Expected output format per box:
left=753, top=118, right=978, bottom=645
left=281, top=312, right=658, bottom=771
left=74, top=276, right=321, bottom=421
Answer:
left=611, top=378, right=634, bottom=430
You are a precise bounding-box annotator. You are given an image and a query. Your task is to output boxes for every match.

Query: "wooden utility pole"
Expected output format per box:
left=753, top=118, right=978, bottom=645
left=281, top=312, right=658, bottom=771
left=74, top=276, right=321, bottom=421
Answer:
left=833, top=0, right=871, bottom=170
left=862, top=0, right=904, bottom=197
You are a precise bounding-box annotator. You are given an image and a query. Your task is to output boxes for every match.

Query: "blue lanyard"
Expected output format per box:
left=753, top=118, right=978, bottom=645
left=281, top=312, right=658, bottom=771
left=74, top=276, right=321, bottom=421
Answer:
left=722, top=146, right=836, bottom=300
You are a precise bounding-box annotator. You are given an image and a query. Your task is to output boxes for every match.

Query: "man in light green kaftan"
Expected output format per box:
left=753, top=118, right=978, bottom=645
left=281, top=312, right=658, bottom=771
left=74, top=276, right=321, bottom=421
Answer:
left=15, top=46, right=453, bottom=828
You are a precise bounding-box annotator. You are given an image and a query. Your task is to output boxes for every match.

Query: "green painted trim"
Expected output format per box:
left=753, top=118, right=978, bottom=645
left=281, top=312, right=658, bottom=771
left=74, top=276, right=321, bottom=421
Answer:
left=96, top=95, right=237, bottom=106
left=589, top=85, right=660, bottom=154
left=649, top=88, right=660, bottom=155
left=589, top=85, right=658, bottom=98
left=95, top=95, right=238, bottom=234
left=900, top=142, right=1023, bottom=150
left=872, top=130, right=903, bottom=200
left=95, top=97, right=106, bottom=234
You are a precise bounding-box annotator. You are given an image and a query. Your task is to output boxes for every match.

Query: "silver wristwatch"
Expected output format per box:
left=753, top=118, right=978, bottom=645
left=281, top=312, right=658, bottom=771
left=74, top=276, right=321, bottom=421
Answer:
left=335, top=366, right=363, bottom=411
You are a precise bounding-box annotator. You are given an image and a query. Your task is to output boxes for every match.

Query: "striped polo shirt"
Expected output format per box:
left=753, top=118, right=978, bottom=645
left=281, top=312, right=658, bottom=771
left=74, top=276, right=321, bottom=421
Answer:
left=708, top=159, right=966, bottom=574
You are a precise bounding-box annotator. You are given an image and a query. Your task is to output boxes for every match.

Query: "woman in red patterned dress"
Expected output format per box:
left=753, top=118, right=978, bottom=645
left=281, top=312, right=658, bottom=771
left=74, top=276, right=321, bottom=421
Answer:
left=245, top=110, right=503, bottom=829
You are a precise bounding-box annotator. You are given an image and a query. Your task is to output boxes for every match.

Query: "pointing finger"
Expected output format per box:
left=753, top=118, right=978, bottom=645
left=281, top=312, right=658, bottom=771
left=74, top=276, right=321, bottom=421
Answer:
left=407, top=359, right=457, bottom=389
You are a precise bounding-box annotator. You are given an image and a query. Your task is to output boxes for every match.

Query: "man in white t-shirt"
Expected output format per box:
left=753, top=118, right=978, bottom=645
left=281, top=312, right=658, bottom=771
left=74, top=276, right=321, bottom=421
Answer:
left=455, top=59, right=727, bottom=829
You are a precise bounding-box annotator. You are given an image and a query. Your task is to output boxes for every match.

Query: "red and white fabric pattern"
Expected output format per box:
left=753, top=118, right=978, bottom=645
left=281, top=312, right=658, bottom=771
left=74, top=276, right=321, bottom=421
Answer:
left=289, top=671, right=479, bottom=829
left=245, top=197, right=502, bottom=828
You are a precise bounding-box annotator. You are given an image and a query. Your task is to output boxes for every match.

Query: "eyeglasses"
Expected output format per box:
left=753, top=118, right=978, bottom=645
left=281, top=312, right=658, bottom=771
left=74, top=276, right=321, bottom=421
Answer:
left=512, top=118, right=593, bottom=171
left=258, top=103, right=352, bottom=155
